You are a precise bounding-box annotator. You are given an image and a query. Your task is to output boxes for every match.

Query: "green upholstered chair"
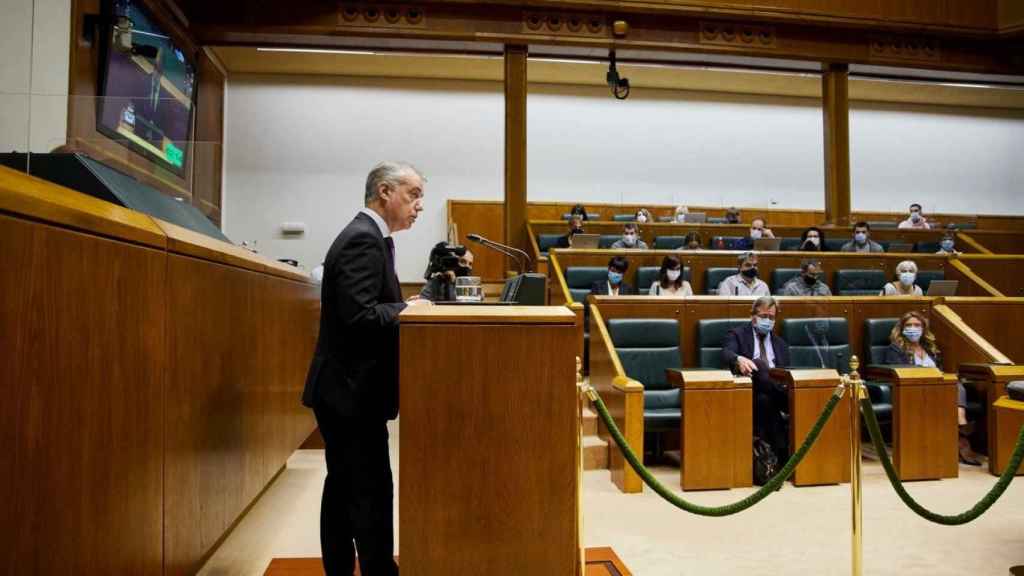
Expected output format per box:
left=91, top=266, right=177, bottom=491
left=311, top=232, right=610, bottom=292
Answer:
left=834, top=269, right=888, bottom=295
left=824, top=238, right=848, bottom=252
left=705, top=267, right=739, bottom=295
left=653, top=235, right=686, bottom=249
left=863, top=318, right=898, bottom=428
left=599, top=234, right=621, bottom=248
left=915, top=270, right=944, bottom=292
left=612, top=213, right=635, bottom=222
left=538, top=233, right=562, bottom=255
left=780, top=317, right=851, bottom=373
left=779, top=237, right=803, bottom=251
left=607, top=319, right=683, bottom=457
left=696, top=319, right=749, bottom=369
left=636, top=266, right=691, bottom=293
left=770, top=268, right=802, bottom=295
left=565, top=266, right=609, bottom=304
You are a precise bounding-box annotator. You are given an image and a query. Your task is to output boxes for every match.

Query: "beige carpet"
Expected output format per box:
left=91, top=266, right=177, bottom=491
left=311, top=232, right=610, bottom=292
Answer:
left=199, top=420, right=1024, bottom=576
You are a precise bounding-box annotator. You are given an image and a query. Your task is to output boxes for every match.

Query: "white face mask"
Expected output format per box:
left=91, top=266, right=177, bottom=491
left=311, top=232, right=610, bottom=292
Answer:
left=666, top=269, right=681, bottom=282
left=806, top=236, right=820, bottom=246
left=622, top=234, right=637, bottom=246
left=676, top=214, right=686, bottom=223
left=910, top=211, right=921, bottom=222
left=636, top=214, right=648, bottom=223
left=750, top=229, right=763, bottom=240
left=899, top=271, right=916, bottom=286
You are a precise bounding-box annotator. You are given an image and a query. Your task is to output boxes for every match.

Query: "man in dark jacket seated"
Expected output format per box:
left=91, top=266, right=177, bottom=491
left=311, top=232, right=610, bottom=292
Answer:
left=590, top=255, right=634, bottom=297
left=721, top=296, right=792, bottom=463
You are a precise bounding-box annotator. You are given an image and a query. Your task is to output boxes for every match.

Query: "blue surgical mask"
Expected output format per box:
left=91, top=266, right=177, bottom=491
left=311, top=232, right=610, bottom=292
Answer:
left=899, top=271, right=916, bottom=286
left=903, top=327, right=923, bottom=342
left=941, top=239, right=954, bottom=252
left=910, top=211, right=922, bottom=222
left=754, top=317, right=775, bottom=335
left=622, top=234, right=637, bottom=246
left=854, top=232, right=867, bottom=244
left=608, top=271, right=623, bottom=285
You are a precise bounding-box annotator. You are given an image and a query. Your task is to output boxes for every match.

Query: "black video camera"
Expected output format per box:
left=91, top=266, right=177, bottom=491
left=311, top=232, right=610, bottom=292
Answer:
left=424, top=242, right=470, bottom=280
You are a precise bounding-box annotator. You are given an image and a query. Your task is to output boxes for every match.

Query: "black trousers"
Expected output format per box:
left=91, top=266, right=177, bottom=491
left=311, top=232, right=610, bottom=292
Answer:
left=314, top=404, right=398, bottom=576
left=751, top=359, right=790, bottom=462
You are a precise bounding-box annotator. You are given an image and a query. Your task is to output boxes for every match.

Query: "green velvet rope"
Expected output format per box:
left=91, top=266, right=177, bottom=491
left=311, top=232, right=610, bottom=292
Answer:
left=588, top=385, right=844, bottom=516
left=859, top=395, right=1024, bottom=525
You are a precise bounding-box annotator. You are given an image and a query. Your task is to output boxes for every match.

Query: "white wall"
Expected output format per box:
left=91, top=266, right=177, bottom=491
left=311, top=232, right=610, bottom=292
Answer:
left=0, top=0, right=71, bottom=153
left=223, top=73, right=1024, bottom=281
left=851, top=102, right=1024, bottom=215
left=223, top=75, right=503, bottom=281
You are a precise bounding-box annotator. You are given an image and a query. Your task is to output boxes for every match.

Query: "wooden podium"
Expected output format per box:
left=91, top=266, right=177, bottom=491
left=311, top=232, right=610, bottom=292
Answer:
left=398, top=305, right=582, bottom=576
left=866, top=366, right=958, bottom=481
left=669, top=369, right=752, bottom=490
left=771, top=369, right=851, bottom=486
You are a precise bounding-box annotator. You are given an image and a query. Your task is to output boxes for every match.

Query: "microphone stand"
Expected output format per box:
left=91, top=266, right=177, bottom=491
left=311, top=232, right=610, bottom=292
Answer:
left=467, top=234, right=532, bottom=275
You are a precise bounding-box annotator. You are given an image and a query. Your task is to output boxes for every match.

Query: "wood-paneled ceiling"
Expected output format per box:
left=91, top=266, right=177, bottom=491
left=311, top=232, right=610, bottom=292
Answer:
left=212, top=45, right=1024, bottom=110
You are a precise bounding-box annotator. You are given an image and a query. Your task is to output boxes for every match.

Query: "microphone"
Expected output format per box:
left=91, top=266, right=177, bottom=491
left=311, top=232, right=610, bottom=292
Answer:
left=466, top=234, right=531, bottom=274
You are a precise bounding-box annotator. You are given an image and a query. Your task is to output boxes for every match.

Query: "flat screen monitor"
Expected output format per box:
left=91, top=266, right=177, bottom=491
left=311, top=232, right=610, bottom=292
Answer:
left=97, top=0, right=196, bottom=175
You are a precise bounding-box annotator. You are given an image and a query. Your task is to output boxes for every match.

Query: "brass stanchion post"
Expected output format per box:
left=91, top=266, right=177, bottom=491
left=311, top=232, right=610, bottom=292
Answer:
left=848, top=355, right=864, bottom=576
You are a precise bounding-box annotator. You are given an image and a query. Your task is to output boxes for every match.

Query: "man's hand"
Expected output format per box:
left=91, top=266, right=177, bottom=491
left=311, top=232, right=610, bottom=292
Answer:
left=406, top=297, right=433, bottom=307
left=736, top=356, right=758, bottom=376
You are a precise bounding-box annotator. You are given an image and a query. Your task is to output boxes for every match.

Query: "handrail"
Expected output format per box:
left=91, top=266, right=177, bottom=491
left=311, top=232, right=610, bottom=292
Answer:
left=548, top=250, right=575, bottom=305
left=956, top=232, right=993, bottom=254
left=589, top=304, right=635, bottom=389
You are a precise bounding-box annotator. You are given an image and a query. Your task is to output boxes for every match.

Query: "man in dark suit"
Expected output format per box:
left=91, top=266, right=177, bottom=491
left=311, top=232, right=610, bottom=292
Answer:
left=589, top=255, right=634, bottom=296
left=721, top=296, right=792, bottom=463
left=302, top=161, right=429, bottom=576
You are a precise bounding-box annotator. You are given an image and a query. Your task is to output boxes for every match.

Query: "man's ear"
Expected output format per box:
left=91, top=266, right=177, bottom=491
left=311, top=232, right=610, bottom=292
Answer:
left=378, top=183, right=391, bottom=202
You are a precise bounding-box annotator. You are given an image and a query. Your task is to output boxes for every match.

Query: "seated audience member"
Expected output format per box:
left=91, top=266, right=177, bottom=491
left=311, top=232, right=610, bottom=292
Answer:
left=610, top=223, right=648, bottom=249
left=799, top=227, right=825, bottom=251
left=680, top=231, right=703, bottom=251
left=722, top=296, right=792, bottom=464
left=635, top=208, right=653, bottom=223
left=936, top=232, right=959, bottom=254
left=780, top=259, right=832, bottom=296
left=418, top=247, right=474, bottom=302
left=841, top=221, right=885, bottom=253
left=649, top=255, right=693, bottom=296
left=737, top=217, right=775, bottom=250
left=881, top=260, right=923, bottom=296
left=570, top=203, right=589, bottom=221
left=716, top=252, right=771, bottom=296
left=884, top=312, right=979, bottom=465
left=591, top=256, right=634, bottom=296
left=725, top=207, right=740, bottom=224
left=898, top=203, right=931, bottom=229
left=555, top=214, right=586, bottom=248
left=673, top=205, right=690, bottom=223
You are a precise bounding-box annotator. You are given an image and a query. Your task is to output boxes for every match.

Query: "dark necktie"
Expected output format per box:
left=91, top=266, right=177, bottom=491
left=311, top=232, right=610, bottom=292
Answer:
left=384, top=236, right=395, bottom=264
left=757, top=334, right=768, bottom=365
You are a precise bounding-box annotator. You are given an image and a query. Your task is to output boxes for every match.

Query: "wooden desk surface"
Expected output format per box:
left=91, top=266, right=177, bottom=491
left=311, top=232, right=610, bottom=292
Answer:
left=400, top=304, right=576, bottom=324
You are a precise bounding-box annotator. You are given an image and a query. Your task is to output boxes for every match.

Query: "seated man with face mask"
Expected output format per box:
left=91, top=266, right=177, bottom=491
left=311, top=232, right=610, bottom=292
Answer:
left=417, top=244, right=474, bottom=302
left=590, top=256, right=634, bottom=296
left=841, top=221, right=885, bottom=253
left=898, top=203, right=931, bottom=229
left=936, top=232, right=959, bottom=254
left=610, top=223, right=648, bottom=249
left=737, top=217, right=775, bottom=250
left=780, top=259, right=832, bottom=296
left=881, top=260, right=923, bottom=296
left=722, top=296, right=792, bottom=465
left=716, top=252, right=771, bottom=296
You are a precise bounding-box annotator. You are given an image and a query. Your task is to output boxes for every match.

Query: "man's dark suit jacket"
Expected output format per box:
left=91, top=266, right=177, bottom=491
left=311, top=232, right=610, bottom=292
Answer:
left=721, top=324, right=791, bottom=371
left=589, top=280, right=635, bottom=296
left=302, top=212, right=406, bottom=421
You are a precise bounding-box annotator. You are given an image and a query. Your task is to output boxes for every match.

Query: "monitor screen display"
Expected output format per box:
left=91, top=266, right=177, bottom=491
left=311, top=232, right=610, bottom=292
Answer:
left=97, top=0, right=196, bottom=175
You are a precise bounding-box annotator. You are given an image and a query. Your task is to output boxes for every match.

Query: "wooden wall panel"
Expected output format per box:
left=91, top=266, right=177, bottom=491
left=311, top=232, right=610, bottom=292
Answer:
left=448, top=200, right=506, bottom=281
left=945, top=298, right=1024, bottom=363
left=0, top=214, right=166, bottom=575
left=959, top=256, right=1024, bottom=297
left=193, top=50, right=226, bottom=227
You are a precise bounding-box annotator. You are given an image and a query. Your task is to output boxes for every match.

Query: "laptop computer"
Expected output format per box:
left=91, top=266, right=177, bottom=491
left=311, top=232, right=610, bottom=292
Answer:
left=683, top=212, right=707, bottom=223
left=570, top=233, right=601, bottom=249
left=753, top=237, right=783, bottom=251
left=926, top=280, right=959, bottom=296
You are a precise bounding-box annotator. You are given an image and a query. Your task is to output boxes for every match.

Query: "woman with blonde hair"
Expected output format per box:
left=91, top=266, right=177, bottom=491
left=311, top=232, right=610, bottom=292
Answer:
left=884, top=311, right=979, bottom=464
left=881, top=260, right=923, bottom=296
